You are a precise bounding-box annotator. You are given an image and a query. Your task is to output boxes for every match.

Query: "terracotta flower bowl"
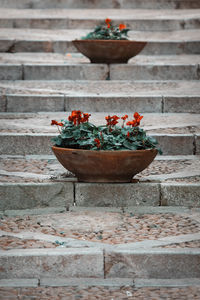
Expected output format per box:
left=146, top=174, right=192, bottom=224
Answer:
left=72, top=40, right=147, bottom=64
left=52, top=146, right=157, bottom=183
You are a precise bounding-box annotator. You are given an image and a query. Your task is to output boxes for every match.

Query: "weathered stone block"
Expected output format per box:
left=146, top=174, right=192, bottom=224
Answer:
left=0, top=182, right=74, bottom=210
left=0, top=248, right=104, bottom=279
left=163, top=96, right=200, bottom=113
left=0, top=279, right=38, bottom=287
left=105, top=249, right=200, bottom=278
left=0, top=64, right=22, bottom=80
left=65, top=96, right=162, bottom=113
left=196, top=135, right=200, bottom=155
left=0, top=95, right=6, bottom=112
left=110, top=65, right=198, bottom=81
left=7, top=94, right=65, bottom=112
left=24, top=64, right=109, bottom=80
left=14, top=40, right=53, bottom=52
left=152, top=134, right=194, bottom=155
left=0, top=133, right=54, bottom=155
left=161, top=183, right=200, bottom=206
left=75, top=183, right=160, bottom=207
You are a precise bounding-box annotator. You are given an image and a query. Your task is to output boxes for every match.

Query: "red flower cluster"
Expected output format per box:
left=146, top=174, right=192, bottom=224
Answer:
left=94, top=138, right=101, bottom=148
left=119, top=24, right=126, bottom=31
left=121, top=115, right=128, bottom=121
left=105, top=115, right=120, bottom=127
left=105, top=18, right=111, bottom=28
left=51, top=120, right=63, bottom=126
left=126, top=112, right=143, bottom=127
left=68, top=110, right=91, bottom=125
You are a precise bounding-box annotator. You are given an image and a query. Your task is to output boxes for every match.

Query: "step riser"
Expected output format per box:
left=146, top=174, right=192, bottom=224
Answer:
left=105, top=250, right=200, bottom=279
left=0, top=0, right=200, bottom=9
left=0, top=18, right=199, bottom=31
left=2, top=95, right=200, bottom=114
left=0, top=249, right=104, bottom=279
left=1, top=40, right=200, bottom=55
left=0, top=64, right=198, bottom=81
left=0, top=183, right=200, bottom=211
left=0, top=134, right=198, bottom=156
left=0, top=248, right=199, bottom=279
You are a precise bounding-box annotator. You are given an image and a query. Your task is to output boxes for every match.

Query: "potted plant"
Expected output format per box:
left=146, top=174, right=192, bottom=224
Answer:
left=72, top=18, right=146, bottom=63
left=51, top=110, right=161, bottom=183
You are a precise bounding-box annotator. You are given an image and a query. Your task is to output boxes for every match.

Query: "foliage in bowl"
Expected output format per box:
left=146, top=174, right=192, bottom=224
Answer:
left=82, top=18, right=130, bottom=40
left=51, top=110, right=162, bottom=154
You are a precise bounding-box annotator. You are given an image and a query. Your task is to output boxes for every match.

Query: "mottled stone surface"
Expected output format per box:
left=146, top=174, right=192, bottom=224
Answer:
left=161, top=183, right=200, bottom=206
left=7, top=95, right=65, bottom=112
left=196, top=134, right=200, bottom=155
left=163, top=96, right=200, bottom=113
left=110, top=65, right=199, bottom=81
left=24, top=64, right=109, bottom=81
left=75, top=183, right=160, bottom=207
left=0, top=133, right=54, bottom=155
left=105, top=249, right=200, bottom=278
left=153, top=134, right=194, bottom=155
left=0, top=182, right=74, bottom=210
left=0, top=95, right=6, bottom=112
left=0, top=64, right=22, bottom=80
left=0, top=248, right=104, bottom=279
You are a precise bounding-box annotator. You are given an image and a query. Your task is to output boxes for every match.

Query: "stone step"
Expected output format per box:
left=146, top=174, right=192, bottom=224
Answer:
left=0, top=80, right=200, bottom=113
left=0, top=154, right=199, bottom=209
left=0, top=248, right=200, bottom=279
left=1, top=29, right=199, bottom=54
left=0, top=207, right=200, bottom=282
left=0, top=0, right=200, bottom=9
left=0, top=112, right=199, bottom=155
left=0, top=54, right=199, bottom=81
left=0, top=9, right=199, bottom=31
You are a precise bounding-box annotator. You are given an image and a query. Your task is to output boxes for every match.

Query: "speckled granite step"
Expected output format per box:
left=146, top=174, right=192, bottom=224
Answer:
left=0, top=8, right=199, bottom=31
left=0, top=29, right=200, bottom=54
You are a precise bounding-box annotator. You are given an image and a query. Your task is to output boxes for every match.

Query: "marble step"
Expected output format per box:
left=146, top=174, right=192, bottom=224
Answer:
left=0, top=0, right=200, bottom=9
left=0, top=9, right=199, bottom=31
left=0, top=112, right=199, bottom=155
left=1, top=29, right=199, bottom=54
left=0, top=54, right=199, bottom=81
left=0, top=80, right=200, bottom=113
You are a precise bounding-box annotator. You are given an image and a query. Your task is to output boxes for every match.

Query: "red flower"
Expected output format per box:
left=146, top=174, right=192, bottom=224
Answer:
left=127, top=131, right=130, bottom=138
left=121, top=115, right=128, bottom=121
left=105, top=18, right=111, bottom=24
left=105, top=115, right=120, bottom=127
left=119, top=24, right=126, bottom=31
left=107, top=23, right=111, bottom=29
left=68, top=110, right=90, bottom=125
left=126, top=112, right=143, bottom=127
left=94, top=138, right=101, bottom=148
left=51, top=120, right=63, bottom=126
left=82, top=113, right=91, bottom=123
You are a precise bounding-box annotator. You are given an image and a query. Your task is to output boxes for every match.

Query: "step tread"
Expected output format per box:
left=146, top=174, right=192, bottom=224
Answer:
left=0, top=154, right=199, bottom=184
left=0, top=8, right=199, bottom=19
left=0, top=112, right=199, bottom=134
left=0, top=53, right=199, bottom=65
left=0, top=28, right=199, bottom=41
left=0, top=0, right=200, bottom=9
left=0, top=80, right=199, bottom=96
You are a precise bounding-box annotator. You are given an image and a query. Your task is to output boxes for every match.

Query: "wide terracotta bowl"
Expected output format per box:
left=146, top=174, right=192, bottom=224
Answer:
left=52, top=146, right=157, bottom=183
left=72, top=40, right=147, bottom=64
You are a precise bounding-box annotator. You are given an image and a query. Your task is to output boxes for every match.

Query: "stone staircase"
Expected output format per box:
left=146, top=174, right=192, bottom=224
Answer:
left=0, top=0, right=200, bottom=296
